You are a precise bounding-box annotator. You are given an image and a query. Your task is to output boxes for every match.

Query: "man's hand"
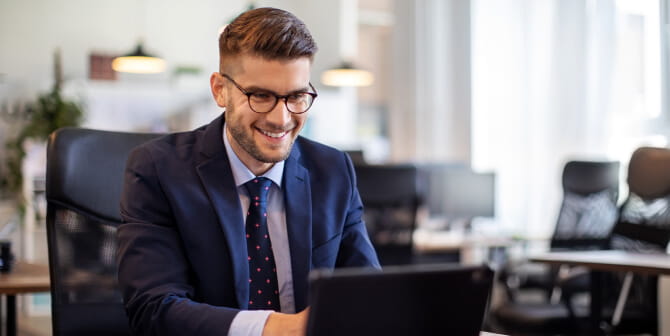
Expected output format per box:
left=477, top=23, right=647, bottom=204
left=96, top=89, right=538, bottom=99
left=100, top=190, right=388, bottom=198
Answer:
left=262, top=308, right=310, bottom=336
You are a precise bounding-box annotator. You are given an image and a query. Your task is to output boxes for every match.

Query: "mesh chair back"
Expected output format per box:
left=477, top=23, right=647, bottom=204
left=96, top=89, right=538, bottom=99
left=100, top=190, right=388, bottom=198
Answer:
left=551, top=161, right=620, bottom=250
left=46, top=128, right=161, bottom=336
left=354, top=164, right=425, bottom=265
left=604, top=147, right=670, bottom=334
left=611, top=147, right=670, bottom=251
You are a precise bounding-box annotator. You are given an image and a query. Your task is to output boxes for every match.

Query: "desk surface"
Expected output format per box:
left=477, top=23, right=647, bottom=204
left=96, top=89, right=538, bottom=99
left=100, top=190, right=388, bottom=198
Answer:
left=0, top=262, right=50, bottom=294
left=530, top=250, right=670, bottom=275
left=413, top=228, right=513, bottom=253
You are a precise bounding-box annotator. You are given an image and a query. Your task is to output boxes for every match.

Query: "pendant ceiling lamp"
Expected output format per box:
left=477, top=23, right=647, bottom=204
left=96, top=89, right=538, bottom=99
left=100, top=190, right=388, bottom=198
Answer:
left=321, top=62, right=374, bottom=87
left=112, top=41, right=166, bottom=74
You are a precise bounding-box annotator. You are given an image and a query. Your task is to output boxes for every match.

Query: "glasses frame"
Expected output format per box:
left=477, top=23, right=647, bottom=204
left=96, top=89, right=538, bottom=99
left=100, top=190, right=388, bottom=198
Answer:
left=221, top=73, right=318, bottom=114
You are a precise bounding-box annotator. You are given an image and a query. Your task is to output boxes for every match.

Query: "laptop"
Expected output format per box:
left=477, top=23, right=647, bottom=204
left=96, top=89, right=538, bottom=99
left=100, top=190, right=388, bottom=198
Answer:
left=306, top=263, right=494, bottom=336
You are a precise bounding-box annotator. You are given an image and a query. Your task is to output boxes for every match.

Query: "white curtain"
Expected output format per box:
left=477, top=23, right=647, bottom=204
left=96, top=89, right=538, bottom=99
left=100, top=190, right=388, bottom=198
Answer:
left=471, top=0, right=666, bottom=237
left=389, top=0, right=473, bottom=163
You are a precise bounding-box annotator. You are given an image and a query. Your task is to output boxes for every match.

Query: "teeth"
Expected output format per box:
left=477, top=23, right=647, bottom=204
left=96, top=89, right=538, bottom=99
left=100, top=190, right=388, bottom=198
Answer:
left=260, top=129, right=286, bottom=138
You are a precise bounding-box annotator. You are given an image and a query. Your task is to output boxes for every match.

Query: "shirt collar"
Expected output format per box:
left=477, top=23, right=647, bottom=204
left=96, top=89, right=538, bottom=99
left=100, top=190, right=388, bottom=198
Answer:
left=223, top=126, right=284, bottom=188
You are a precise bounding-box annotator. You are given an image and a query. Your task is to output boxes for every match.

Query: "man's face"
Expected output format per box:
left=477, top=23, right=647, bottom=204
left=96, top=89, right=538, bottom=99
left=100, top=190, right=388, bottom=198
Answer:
left=210, top=55, right=312, bottom=174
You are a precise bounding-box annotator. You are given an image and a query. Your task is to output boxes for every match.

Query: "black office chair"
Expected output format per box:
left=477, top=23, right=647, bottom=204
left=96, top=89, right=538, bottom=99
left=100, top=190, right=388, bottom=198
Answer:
left=503, top=161, right=619, bottom=297
left=354, top=164, right=426, bottom=266
left=46, top=127, right=161, bottom=336
left=492, top=160, right=620, bottom=335
left=596, top=147, right=670, bottom=335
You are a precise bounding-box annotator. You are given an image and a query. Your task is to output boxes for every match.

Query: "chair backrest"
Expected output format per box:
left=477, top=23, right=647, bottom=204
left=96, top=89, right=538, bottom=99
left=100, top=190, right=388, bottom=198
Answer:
left=551, top=160, right=620, bottom=250
left=354, top=164, right=425, bottom=265
left=595, top=147, right=670, bottom=334
left=46, top=127, right=162, bottom=336
left=610, top=147, right=670, bottom=252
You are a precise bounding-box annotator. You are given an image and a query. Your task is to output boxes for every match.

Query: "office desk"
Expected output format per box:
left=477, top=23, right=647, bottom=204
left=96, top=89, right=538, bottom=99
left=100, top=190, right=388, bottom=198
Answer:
left=530, top=250, right=670, bottom=275
left=0, top=262, right=50, bottom=336
left=531, top=250, right=670, bottom=334
left=413, top=228, right=513, bottom=264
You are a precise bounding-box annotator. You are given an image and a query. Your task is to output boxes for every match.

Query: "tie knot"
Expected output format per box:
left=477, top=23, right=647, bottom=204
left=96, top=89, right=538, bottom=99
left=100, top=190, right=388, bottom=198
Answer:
left=244, top=177, right=273, bottom=202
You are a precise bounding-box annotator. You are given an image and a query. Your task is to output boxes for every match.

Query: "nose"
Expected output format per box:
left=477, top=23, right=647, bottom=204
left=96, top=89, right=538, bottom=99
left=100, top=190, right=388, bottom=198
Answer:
left=264, top=98, right=292, bottom=128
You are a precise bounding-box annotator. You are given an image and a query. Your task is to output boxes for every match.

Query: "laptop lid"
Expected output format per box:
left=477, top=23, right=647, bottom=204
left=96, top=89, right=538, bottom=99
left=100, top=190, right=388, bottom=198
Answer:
left=306, top=263, right=493, bottom=336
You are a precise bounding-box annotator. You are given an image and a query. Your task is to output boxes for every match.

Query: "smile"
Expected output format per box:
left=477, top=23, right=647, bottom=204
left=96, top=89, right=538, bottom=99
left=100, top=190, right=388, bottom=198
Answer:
left=258, top=128, right=288, bottom=138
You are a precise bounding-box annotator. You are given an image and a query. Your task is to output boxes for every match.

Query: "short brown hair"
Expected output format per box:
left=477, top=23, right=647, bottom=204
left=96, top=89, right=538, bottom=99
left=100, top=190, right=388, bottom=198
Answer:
left=218, top=7, right=318, bottom=73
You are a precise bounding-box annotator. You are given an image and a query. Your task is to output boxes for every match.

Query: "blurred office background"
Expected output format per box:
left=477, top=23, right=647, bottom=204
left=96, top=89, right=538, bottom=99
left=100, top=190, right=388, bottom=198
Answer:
left=1, top=0, right=669, bottom=333
left=3, top=0, right=667, bottom=239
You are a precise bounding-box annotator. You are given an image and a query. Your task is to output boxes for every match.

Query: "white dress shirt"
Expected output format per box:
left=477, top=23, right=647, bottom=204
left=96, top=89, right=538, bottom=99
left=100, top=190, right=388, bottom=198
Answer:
left=224, top=128, right=296, bottom=336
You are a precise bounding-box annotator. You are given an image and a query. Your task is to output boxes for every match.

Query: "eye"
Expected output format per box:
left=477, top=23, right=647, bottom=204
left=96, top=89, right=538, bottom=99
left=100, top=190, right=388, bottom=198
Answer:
left=250, top=92, right=274, bottom=101
left=287, top=93, right=308, bottom=102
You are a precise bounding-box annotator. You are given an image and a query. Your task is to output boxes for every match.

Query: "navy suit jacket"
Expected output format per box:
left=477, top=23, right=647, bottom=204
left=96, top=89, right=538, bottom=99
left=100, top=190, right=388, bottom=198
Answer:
left=117, top=114, right=380, bottom=335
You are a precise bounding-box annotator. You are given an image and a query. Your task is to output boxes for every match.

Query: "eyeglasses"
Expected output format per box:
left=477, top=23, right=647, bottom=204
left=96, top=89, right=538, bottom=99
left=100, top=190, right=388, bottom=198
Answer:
left=221, top=73, right=318, bottom=114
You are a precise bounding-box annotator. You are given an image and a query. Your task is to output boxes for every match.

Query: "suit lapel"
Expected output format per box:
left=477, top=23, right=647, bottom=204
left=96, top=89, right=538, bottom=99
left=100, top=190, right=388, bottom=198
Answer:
left=283, top=146, right=312, bottom=311
left=195, top=114, right=250, bottom=309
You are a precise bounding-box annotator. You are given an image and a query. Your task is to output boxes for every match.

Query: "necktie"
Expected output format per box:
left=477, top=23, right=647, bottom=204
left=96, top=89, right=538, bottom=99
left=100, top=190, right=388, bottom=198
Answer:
left=244, top=177, right=281, bottom=311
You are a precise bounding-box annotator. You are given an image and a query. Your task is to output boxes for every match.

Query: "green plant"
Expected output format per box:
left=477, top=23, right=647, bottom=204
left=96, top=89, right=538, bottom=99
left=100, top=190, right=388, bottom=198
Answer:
left=1, top=49, right=83, bottom=200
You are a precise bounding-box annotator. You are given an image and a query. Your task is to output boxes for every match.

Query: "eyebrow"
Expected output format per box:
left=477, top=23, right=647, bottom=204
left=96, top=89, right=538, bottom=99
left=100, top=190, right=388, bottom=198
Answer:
left=243, top=84, right=312, bottom=95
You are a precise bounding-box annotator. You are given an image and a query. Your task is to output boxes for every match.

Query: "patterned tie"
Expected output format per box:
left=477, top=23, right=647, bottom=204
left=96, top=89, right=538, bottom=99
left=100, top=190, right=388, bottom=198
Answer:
left=244, top=177, right=281, bottom=311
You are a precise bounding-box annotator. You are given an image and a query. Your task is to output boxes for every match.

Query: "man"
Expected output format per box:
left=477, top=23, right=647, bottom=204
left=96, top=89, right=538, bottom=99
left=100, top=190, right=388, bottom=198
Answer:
left=117, top=7, right=380, bottom=336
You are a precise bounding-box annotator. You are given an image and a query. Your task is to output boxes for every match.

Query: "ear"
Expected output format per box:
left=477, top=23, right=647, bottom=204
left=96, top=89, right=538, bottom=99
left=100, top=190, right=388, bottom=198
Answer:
left=210, top=72, right=227, bottom=108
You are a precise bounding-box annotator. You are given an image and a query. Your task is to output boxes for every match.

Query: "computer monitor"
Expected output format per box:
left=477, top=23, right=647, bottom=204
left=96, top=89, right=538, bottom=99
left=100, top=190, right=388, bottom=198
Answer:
left=425, top=165, right=495, bottom=229
left=443, top=169, right=495, bottom=219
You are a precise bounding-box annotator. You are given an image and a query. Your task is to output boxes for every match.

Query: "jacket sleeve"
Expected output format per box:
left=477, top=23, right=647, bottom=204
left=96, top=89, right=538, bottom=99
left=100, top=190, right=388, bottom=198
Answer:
left=117, top=146, right=240, bottom=336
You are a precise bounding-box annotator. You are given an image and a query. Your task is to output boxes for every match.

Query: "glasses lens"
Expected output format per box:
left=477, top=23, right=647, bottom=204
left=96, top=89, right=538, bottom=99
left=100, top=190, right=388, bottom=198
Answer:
left=248, top=92, right=278, bottom=113
left=249, top=93, right=315, bottom=113
left=286, top=93, right=314, bottom=113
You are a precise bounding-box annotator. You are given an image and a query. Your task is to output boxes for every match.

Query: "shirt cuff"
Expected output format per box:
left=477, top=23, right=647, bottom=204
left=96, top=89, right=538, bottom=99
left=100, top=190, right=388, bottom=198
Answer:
left=228, top=310, right=273, bottom=336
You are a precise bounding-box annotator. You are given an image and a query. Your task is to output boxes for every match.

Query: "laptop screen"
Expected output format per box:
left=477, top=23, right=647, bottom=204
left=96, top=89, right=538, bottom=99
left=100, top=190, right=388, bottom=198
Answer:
left=306, top=263, right=493, bottom=336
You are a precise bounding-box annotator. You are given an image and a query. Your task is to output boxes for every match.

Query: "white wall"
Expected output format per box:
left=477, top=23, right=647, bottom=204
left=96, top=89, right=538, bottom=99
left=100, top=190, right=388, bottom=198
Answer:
left=0, top=0, right=354, bottom=96
left=0, top=0, right=247, bottom=95
left=0, top=0, right=357, bottom=142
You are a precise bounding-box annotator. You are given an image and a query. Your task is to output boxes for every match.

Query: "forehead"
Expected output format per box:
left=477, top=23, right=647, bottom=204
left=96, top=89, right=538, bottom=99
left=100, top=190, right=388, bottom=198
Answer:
left=232, top=55, right=312, bottom=92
